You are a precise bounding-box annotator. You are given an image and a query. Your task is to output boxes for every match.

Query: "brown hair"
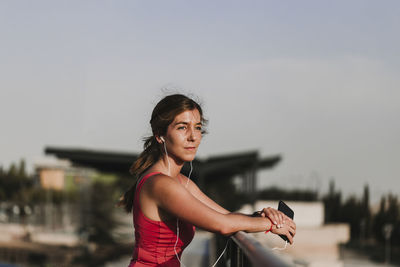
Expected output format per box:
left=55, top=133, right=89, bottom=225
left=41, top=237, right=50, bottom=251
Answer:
left=119, top=94, right=207, bottom=212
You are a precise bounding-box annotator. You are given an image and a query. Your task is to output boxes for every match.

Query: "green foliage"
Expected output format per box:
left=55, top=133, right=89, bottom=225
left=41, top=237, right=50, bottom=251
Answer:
left=0, top=160, right=80, bottom=205
left=341, top=196, right=364, bottom=238
left=323, top=182, right=373, bottom=239
left=87, top=181, right=119, bottom=244
left=91, top=173, right=118, bottom=185
left=322, top=181, right=400, bottom=245
left=373, top=194, right=400, bottom=244
left=0, top=159, right=122, bottom=265
left=322, top=180, right=342, bottom=223
left=0, top=159, right=32, bottom=202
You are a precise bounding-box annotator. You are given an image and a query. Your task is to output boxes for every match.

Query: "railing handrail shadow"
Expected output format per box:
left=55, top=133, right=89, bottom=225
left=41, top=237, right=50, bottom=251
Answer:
left=228, top=231, right=294, bottom=267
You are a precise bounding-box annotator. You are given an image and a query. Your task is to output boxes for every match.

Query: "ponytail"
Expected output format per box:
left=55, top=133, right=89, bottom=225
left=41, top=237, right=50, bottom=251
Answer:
left=118, top=136, right=162, bottom=213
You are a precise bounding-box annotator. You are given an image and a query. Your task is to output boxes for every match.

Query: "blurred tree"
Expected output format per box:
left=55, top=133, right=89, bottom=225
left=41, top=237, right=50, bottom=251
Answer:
left=385, top=194, right=400, bottom=246
left=341, top=196, right=362, bottom=239
left=87, top=181, right=118, bottom=244
left=0, top=160, right=32, bottom=202
left=8, top=162, right=17, bottom=177
left=361, top=185, right=372, bottom=239
left=373, top=196, right=387, bottom=242
left=18, top=159, right=27, bottom=177
left=386, top=194, right=399, bottom=224
left=322, top=180, right=342, bottom=222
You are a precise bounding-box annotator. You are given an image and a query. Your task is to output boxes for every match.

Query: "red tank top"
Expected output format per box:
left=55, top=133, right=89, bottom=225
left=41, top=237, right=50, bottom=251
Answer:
left=129, top=172, right=195, bottom=267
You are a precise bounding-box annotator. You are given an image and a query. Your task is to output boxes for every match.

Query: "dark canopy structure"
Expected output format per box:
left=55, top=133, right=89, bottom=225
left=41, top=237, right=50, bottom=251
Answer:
left=45, top=146, right=281, bottom=194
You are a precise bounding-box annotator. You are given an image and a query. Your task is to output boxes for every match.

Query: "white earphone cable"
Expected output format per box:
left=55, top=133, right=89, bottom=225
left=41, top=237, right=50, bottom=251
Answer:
left=162, top=140, right=171, bottom=176
left=173, top=161, right=192, bottom=267
left=272, top=241, right=288, bottom=251
left=163, top=141, right=228, bottom=266
left=211, top=239, right=229, bottom=267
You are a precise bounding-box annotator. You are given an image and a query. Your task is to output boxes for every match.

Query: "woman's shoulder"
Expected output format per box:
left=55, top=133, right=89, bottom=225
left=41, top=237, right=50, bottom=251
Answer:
left=142, top=172, right=180, bottom=193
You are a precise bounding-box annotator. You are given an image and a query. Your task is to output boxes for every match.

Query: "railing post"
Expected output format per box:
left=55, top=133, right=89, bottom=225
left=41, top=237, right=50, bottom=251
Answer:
left=243, top=253, right=251, bottom=267
left=230, top=240, right=243, bottom=267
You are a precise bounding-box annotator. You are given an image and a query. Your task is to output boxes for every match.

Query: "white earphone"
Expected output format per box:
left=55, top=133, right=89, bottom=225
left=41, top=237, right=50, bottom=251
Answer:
left=160, top=135, right=228, bottom=266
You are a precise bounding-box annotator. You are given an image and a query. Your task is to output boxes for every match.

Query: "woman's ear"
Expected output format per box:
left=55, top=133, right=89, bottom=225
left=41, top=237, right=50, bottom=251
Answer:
left=155, top=136, right=165, bottom=144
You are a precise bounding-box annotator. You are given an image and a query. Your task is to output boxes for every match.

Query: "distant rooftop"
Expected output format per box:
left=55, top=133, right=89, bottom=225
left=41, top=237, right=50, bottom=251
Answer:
left=45, top=146, right=282, bottom=192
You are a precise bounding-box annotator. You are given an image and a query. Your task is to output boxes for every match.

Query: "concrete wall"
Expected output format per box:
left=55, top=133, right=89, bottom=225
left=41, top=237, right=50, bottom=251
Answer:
left=254, top=200, right=324, bottom=227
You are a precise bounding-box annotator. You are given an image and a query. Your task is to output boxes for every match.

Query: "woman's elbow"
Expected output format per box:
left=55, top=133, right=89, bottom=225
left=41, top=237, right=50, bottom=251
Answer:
left=212, top=214, right=239, bottom=236
left=217, top=224, right=236, bottom=236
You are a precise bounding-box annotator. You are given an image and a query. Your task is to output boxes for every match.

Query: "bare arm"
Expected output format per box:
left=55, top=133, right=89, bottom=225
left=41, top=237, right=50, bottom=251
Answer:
left=178, top=174, right=297, bottom=243
left=148, top=174, right=272, bottom=236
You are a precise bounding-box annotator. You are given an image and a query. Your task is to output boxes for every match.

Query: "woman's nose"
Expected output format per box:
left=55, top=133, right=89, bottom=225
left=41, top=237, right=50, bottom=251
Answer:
left=187, top=127, right=196, bottom=141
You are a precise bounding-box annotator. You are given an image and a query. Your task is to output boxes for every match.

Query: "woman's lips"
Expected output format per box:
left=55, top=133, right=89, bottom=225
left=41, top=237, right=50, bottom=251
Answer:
left=184, top=147, right=196, bottom=150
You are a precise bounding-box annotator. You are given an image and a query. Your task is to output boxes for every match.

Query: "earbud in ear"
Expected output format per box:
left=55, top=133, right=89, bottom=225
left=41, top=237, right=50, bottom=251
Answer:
left=160, top=136, right=165, bottom=142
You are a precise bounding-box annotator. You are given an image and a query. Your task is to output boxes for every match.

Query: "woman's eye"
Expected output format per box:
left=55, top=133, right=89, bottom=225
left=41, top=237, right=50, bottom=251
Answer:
left=178, top=126, right=186, bottom=130
left=196, top=126, right=202, bottom=131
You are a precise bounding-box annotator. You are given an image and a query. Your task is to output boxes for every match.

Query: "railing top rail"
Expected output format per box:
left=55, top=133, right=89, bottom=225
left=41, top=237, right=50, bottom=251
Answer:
left=231, top=231, right=293, bottom=267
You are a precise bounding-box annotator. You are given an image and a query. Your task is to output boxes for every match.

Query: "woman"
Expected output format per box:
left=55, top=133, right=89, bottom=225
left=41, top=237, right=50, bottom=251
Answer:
left=120, top=94, right=296, bottom=267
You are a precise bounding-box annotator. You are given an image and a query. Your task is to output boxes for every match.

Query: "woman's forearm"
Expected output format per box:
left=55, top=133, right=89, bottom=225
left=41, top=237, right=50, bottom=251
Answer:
left=220, top=213, right=272, bottom=236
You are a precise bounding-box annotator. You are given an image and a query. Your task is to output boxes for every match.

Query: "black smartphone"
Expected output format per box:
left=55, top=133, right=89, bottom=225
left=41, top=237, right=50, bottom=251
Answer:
left=278, top=200, right=294, bottom=242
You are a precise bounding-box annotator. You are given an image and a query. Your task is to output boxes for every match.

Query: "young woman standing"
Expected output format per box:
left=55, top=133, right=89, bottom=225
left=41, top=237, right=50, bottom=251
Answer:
left=120, top=94, right=296, bottom=267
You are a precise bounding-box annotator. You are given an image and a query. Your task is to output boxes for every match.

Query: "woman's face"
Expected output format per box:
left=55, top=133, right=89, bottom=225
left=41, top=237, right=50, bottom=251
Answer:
left=163, top=109, right=203, bottom=164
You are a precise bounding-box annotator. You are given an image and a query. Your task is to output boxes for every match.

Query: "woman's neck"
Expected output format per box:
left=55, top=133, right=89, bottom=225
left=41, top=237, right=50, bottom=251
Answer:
left=153, top=156, right=183, bottom=178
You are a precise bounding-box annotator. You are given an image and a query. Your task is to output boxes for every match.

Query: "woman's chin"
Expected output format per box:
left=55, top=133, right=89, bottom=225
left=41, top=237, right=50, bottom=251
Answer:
left=171, top=151, right=197, bottom=164
left=182, top=154, right=196, bottom=162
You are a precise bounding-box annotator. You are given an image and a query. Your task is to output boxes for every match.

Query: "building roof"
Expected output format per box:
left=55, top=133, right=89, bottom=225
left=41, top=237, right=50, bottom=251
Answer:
left=45, top=146, right=281, bottom=183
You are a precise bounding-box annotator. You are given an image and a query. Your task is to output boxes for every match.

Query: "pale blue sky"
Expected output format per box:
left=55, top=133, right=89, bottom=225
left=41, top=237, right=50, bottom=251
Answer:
left=1, top=0, right=399, bottom=203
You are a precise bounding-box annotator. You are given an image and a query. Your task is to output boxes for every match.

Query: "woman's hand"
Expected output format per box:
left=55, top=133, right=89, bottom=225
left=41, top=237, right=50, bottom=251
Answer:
left=259, top=207, right=284, bottom=227
left=259, top=207, right=296, bottom=244
left=270, top=217, right=296, bottom=244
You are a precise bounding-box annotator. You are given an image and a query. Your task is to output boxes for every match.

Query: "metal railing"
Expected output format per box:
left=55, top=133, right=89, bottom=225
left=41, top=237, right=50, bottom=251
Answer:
left=227, top=231, right=293, bottom=267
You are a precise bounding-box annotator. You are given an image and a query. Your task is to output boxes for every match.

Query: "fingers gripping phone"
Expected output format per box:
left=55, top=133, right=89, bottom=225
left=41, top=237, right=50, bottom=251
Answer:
left=278, top=200, right=294, bottom=242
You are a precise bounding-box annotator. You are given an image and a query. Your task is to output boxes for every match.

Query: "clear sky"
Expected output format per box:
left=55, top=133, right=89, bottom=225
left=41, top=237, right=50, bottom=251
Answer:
left=1, top=0, right=399, bottom=203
